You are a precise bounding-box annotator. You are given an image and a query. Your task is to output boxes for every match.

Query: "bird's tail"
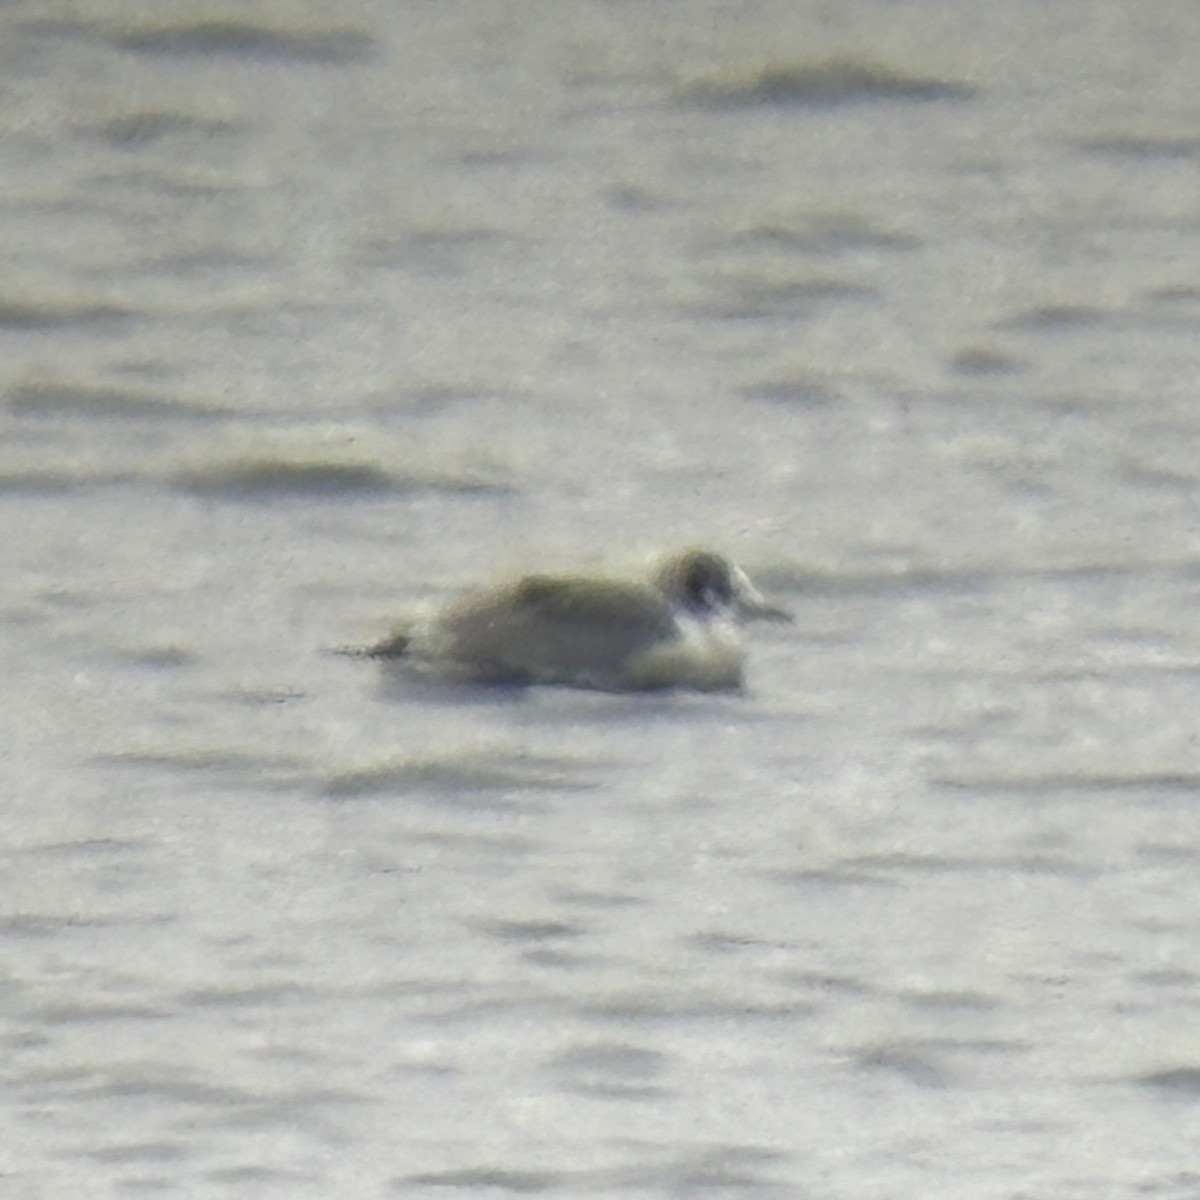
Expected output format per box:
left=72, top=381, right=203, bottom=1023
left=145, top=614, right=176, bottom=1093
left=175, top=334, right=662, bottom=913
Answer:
left=364, top=630, right=410, bottom=658
left=329, top=630, right=410, bottom=659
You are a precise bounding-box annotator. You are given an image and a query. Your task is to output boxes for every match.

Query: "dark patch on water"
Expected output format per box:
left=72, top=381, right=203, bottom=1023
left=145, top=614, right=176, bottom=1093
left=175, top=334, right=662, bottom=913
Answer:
left=860, top=1036, right=1023, bottom=1089
left=174, top=459, right=401, bottom=498
left=581, top=992, right=802, bottom=1022
left=177, top=984, right=314, bottom=1010
left=139, top=248, right=279, bottom=276
left=771, top=864, right=902, bottom=888
left=595, top=1145, right=792, bottom=1195
left=399, top=1145, right=790, bottom=1194
left=225, top=687, right=306, bottom=706
left=550, top=887, right=648, bottom=909
left=474, top=918, right=586, bottom=943
left=689, top=929, right=779, bottom=952
left=358, top=226, right=518, bottom=273
left=400, top=1167, right=561, bottom=1192
left=82, top=1072, right=260, bottom=1107
left=679, top=58, right=977, bottom=109
left=1138, top=1067, right=1200, bottom=1095
left=98, top=749, right=303, bottom=789
left=87, top=111, right=242, bottom=145
left=38, top=1003, right=170, bottom=1025
left=121, top=645, right=196, bottom=669
left=0, top=471, right=98, bottom=495
left=780, top=970, right=877, bottom=997
left=857, top=1042, right=955, bottom=1088
left=735, top=213, right=921, bottom=254
left=547, top=1040, right=675, bottom=1097
left=367, top=381, right=510, bottom=417
left=103, top=20, right=375, bottom=65
left=8, top=380, right=231, bottom=421
left=1118, top=455, right=1197, bottom=490
left=686, top=274, right=878, bottom=321
left=1075, top=134, right=1200, bottom=161
left=1136, top=843, right=1200, bottom=865
left=0, top=912, right=163, bottom=937
left=0, top=297, right=132, bottom=330
left=323, top=752, right=597, bottom=799
left=900, top=988, right=1001, bottom=1012
left=844, top=850, right=1098, bottom=877
left=204, top=1166, right=309, bottom=1185
left=172, top=458, right=513, bottom=500
left=550, top=1041, right=668, bottom=1078
left=933, top=772, right=1200, bottom=796
left=85, top=1141, right=187, bottom=1164
left=21, top=837, right=147, bottom=859
left=738, top=374, right=839, bottom=406
left=949, top=345, right=1026, bottom=376
left=998, top=304, right=1109, bottom=333
left=1135, top=966, right=1199, bottom=987
left=1146, top=285, right=1200, bottom=306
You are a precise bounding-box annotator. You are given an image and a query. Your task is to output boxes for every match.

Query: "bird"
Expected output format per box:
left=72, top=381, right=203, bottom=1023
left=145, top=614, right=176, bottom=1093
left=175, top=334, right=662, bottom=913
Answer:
left=364, top=547, right=790, bottom=692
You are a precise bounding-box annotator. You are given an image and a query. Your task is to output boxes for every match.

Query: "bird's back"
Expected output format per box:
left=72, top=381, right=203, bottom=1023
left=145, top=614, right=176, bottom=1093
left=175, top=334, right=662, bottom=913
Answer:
left=432, top=574, right=680, bottom=686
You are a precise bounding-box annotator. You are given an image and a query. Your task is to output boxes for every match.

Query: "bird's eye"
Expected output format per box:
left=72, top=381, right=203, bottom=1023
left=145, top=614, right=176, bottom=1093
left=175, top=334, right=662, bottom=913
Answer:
left=684, top=561, right=731, bottom=612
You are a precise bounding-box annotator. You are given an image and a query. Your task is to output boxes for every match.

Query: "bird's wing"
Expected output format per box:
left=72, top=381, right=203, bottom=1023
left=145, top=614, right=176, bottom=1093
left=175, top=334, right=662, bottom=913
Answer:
left=509, top=575, right=678, bottom=641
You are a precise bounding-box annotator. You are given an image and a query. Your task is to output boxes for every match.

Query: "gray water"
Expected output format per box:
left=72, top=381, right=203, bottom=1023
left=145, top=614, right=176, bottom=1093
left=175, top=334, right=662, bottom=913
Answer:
left=4, top=1, right=1200, bottom=1196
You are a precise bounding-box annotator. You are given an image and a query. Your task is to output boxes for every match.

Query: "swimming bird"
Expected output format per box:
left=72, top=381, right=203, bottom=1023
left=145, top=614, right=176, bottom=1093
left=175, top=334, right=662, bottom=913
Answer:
left=366, top=548, right=791, bottom=691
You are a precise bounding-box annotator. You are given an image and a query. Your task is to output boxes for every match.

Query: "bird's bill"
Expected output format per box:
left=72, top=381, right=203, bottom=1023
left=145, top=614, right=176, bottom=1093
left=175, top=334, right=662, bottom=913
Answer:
left=732, top=570, right=793, bottom=622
